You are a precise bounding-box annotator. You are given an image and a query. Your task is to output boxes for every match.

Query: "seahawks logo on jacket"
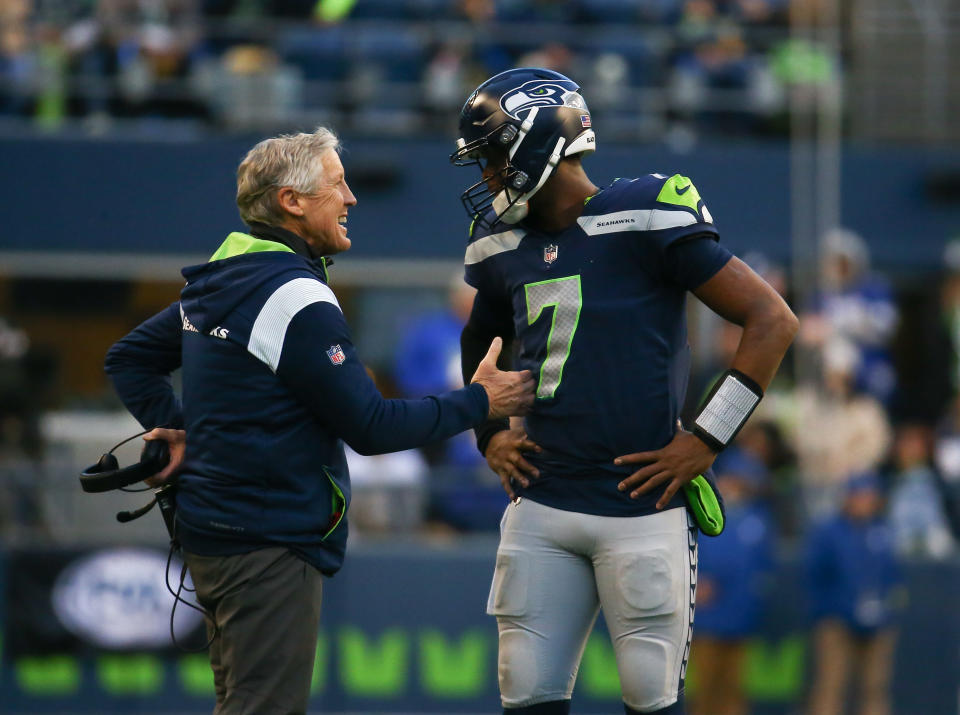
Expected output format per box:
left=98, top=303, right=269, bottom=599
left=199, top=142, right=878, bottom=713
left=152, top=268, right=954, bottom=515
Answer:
left=500, top=79, right=587, bottom=119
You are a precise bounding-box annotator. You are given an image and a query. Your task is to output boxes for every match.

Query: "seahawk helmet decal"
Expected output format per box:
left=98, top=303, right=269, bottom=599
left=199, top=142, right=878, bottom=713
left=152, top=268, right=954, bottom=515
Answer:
left=451, top=68, right=596, bottom=231
left=499, top=79, right=586, bottom=120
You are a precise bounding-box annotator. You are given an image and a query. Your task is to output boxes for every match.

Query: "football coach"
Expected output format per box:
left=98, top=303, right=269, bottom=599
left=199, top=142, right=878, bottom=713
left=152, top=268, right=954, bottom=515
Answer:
left=104, top=126, right=535, bottom=714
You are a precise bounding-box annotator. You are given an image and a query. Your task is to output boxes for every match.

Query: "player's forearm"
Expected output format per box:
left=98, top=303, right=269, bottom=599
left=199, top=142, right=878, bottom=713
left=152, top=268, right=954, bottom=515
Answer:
left=729, top=297, right=798, bottom=390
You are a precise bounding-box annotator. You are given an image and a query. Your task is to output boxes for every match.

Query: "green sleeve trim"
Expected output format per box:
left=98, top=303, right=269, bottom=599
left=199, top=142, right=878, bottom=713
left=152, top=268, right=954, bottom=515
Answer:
left=656, top=174, right=703, bottom=216
left=683, top=474, right=725, bottom=536
left=209, top=232, right=295, bottom=262
left=321, top=467, right=346, bottom=540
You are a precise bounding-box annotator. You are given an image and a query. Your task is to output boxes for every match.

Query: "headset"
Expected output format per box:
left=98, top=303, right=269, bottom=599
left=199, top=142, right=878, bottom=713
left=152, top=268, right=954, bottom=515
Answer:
left=79, top=429, right=214, bottom=651
left=80, top=430, right=170, bottom=494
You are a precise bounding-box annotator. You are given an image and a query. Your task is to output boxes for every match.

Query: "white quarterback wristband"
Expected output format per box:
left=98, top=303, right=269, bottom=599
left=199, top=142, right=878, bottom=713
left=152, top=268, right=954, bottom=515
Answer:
left=692, top=369, right=764, bottom=451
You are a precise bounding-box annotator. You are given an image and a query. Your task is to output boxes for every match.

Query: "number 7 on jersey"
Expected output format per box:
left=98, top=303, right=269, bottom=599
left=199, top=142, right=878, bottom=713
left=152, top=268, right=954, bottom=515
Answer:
left=524, top=275, right=582, bottom=399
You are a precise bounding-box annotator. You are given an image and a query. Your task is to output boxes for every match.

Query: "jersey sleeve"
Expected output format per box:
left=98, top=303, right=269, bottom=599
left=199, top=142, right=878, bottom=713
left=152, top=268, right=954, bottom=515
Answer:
left=647, top=173, right=719, bottom=250
left=663, top=235, right=733, bottom=291
left=104, top=302, right=184, bottom=429
left=275, top=300, right=489, bottom=456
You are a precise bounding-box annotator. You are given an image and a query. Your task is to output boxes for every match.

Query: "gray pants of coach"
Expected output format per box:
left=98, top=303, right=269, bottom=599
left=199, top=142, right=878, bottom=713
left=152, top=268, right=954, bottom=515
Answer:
left=184, top=546, right=324, bottom=715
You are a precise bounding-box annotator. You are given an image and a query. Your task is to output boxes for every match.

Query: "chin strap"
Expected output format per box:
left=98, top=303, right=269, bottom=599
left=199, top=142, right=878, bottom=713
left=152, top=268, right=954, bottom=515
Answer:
left=493, top=136, right=568, bottom=225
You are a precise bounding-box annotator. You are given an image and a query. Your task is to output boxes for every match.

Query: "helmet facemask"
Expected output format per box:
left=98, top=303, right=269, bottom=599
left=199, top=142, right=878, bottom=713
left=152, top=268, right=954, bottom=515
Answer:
left=452, top=123, right=528, bottom=229
left=452, top=107, right=574, bottom=231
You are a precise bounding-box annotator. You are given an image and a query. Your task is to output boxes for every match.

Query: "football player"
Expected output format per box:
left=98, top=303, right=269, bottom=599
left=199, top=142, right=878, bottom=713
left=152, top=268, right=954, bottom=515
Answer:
left=452, top=68, right=798, bottom=715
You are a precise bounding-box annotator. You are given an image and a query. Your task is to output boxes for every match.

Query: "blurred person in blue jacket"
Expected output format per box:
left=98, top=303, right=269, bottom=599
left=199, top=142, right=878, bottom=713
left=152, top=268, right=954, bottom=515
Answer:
left=689, top=447, right=774, bottom=715
left=798, top=228, right=898, bottom=405
left=805, top=472, right=904, bottom=715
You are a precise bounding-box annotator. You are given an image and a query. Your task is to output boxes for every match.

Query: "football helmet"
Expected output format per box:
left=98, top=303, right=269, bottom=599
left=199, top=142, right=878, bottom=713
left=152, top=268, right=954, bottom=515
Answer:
left=450, top=68, right=596, bottom=229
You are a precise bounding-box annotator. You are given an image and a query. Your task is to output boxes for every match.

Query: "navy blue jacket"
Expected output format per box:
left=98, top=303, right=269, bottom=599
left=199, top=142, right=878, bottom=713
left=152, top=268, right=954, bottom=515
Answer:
left=105, top=228, right=489, bottom=575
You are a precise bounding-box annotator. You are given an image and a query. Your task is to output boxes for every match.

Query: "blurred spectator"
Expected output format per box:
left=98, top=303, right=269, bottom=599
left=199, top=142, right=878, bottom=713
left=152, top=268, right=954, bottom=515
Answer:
left=61, top=0, right=207, bottom=119
left=805, top=472, right=904, bottom=715
left=790, top=337, right=892, bottom=515
left=799, top=228, right=898, bottom=404
left=394, top=275, right=476, bottom=412
left=689, top=447, right=774, bottom=715
left=193, top=43, right=300, bottom=127
left=887, top=422, right=956, bottom=559
left=0, top=0, right=36, bottom=116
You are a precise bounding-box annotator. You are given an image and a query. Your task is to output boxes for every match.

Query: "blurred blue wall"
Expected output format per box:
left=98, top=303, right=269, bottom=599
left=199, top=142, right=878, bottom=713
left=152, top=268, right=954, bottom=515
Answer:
left=3, top=137, right=959, bottom=271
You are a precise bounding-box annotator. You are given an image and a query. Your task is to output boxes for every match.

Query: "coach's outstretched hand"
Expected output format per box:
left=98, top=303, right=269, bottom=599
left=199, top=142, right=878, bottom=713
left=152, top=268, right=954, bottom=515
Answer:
left=471, top=337, right=536, bottom=419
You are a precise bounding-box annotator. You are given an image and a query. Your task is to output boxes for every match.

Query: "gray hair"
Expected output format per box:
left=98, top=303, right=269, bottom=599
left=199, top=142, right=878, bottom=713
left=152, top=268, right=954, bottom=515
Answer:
left=236, top=126, right=341, bottom=226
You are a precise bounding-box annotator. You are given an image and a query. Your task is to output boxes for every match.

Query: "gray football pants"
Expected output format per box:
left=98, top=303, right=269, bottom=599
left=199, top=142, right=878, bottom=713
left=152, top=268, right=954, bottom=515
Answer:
left=487, top=500, right=697, bottom=712
left=184, top=546, right=324, bottom=715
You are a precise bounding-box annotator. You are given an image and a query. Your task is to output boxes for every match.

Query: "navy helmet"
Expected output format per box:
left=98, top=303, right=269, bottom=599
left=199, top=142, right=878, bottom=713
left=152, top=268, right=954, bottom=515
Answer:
left=450, top=68, right=596, bottom=229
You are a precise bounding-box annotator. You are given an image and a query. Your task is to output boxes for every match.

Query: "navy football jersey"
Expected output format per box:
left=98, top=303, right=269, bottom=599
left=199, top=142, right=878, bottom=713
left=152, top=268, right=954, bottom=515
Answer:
left=464, top=174, right=732, bottom=516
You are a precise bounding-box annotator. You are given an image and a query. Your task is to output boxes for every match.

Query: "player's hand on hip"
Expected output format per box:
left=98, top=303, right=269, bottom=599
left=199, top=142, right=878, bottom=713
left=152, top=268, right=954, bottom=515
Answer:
left=471, top=337, right=536, bottom=419
left=143, top=428, right=186, bottom=487
left=485, top=428, right=542, bottom=501
left=614, top=428, right=717, bottom=509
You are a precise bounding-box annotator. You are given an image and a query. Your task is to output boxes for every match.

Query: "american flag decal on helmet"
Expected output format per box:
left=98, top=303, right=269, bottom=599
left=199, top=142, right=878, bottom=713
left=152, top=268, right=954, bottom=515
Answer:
left=580, top=114, right=591, bottom=128
left=326, top=344, right=346, bottom=365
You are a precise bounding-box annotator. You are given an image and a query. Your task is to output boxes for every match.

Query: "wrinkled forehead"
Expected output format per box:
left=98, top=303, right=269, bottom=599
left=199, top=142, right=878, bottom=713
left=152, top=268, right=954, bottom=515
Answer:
left=318, top=149, right=344, bottom=180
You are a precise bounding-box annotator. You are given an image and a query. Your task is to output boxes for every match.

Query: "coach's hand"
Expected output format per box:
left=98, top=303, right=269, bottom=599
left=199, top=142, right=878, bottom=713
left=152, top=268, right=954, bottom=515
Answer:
left=471, top=337, right=536, bottom=419
left=614, top=428, right=717, bottom=509
left=485, top=428, right=542, bottom=501
left=143, top=428, right=186, bottom=487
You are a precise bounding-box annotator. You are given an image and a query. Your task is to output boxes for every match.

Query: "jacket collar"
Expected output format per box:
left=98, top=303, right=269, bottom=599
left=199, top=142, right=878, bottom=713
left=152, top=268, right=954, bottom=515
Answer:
left=246, top=222, right=334, bottom=280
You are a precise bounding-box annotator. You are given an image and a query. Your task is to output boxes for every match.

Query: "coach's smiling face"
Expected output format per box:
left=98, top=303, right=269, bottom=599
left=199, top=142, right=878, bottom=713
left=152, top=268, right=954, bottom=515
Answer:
left=277, top=150, right=358, bottom=256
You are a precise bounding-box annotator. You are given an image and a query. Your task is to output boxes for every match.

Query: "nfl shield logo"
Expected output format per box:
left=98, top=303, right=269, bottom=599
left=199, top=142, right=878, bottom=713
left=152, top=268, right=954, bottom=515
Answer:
left=326, top=344, right=346, bottom=365
left=544, top=244, right=558, bottom=264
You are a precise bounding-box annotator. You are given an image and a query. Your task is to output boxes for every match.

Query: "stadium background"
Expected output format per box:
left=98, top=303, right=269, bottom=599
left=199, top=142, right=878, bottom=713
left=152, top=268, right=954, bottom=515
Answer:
left=1, top=0, right=959, bottom=712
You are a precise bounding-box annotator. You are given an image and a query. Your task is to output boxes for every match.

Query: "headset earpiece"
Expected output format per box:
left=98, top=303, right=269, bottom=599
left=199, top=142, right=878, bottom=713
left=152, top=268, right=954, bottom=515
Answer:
left=96, top=452, right=120, bottom=473
left=79, top=435, right=171, bottom=493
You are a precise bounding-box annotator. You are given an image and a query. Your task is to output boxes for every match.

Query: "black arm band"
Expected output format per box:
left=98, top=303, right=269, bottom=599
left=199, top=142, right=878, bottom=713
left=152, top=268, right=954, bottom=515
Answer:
left=692, top=368, right=764, bottom=452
